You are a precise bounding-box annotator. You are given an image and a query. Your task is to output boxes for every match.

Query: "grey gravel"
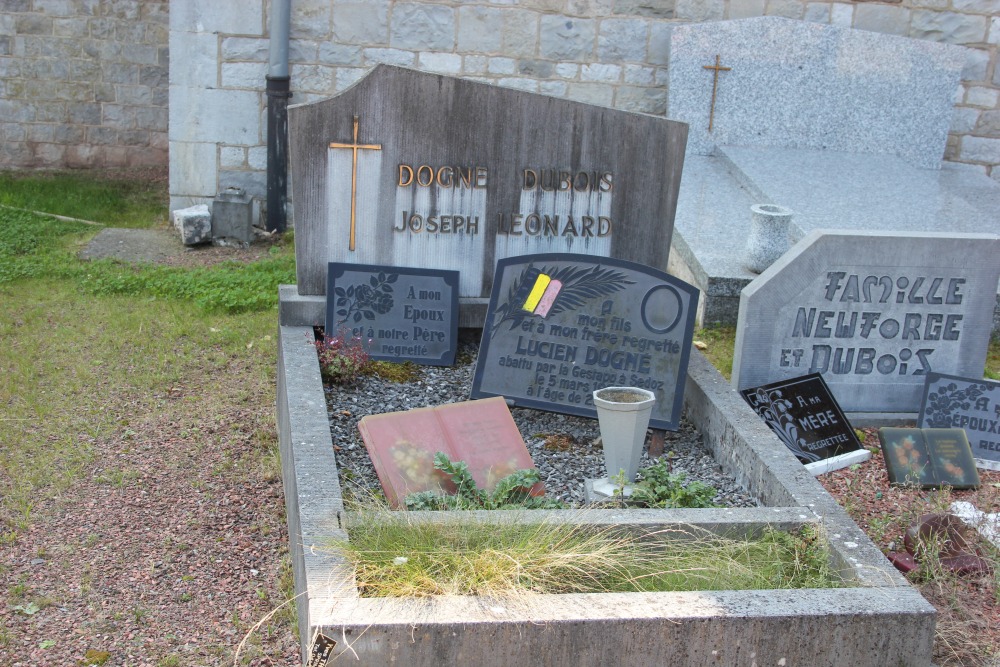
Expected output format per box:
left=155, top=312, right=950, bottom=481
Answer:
left=324, top=332, right=757, bottom=508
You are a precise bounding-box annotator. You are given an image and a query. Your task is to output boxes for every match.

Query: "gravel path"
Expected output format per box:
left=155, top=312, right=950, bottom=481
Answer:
left=326, top=333, right=757, bottom=508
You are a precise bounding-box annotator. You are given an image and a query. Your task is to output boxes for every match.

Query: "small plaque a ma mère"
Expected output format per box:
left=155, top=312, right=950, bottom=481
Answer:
left=740, top=373, right=868, bottom=474
left=326, top=263, right=458, bottom=366
left=471, top=254, right=698, bottom=430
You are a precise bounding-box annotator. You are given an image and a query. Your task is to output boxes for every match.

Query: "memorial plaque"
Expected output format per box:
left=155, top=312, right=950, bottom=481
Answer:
left=732, top=231, right=1000, bottom=413
left=471, top=254, right=699, bottom=430
left=878, top=427, right=980, bottom=489
left=918, top=372, right=1000, bottom=471
left=357, top=397, right=541, bottom=508
left=288, top=65, right=688, bottom=326
left=326, top=262, right=458, bottom=366
left=740, top=373, right=867, bottom=472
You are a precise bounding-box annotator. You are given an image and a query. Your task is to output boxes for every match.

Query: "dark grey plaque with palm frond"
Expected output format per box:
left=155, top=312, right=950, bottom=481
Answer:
left=471, top=254, right=698, bottom=430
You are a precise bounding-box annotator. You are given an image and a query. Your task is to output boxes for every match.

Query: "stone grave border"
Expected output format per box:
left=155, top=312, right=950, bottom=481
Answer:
left=277, top=287, right=934, bottom=666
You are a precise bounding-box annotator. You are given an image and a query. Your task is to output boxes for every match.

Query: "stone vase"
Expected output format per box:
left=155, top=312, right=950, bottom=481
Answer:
left=591, top=386, right=656, bottom=497
left=744, top=204, right=792, bottom=273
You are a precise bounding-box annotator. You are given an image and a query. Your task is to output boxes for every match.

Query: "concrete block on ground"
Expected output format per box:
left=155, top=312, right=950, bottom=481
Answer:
left=171, top=204, right=211, bottom=245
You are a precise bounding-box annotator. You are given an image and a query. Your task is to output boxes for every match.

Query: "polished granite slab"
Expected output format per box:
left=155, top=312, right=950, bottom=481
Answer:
left=670, top=146, right=1000, bottom=326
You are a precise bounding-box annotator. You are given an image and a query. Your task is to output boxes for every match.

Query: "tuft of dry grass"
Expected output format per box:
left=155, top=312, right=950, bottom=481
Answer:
left=335, top=509, right=841, bottom=599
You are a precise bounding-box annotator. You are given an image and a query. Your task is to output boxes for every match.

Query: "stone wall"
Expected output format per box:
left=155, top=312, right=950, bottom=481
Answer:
left=168, top=0, right=1000, bottom=213
left=1, top=1, right=996, bottom=189
left=0, top=0, right=168, bottom=169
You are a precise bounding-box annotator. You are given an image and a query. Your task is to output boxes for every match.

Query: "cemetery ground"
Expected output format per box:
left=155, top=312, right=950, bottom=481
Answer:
left=0, top=169, right=299, bottom=665
left=0, top=170, right=998, bottom=666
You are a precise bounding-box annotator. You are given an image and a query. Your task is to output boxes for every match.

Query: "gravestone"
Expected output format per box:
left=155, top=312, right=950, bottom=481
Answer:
left=471, top=254, right=698, bottom=430
left=326, top=263, right=459, bottom=366
left=357, top=397, right=539, bottom=508
left=878, top=427, right=980, bottom=490
left=918, top=372, right=1000, bottom=471
left=740, top=373, right=868, bottom=475
left=732, top=230, right=1000, bottom=415
left=668, top=16, right=965, bottom=168
left=288, top=65, right=688, bottom=326
left=663, top=18, right=1000, bottom=332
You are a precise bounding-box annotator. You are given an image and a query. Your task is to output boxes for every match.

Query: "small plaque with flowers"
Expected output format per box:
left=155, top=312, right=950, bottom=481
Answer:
left=878, top=427, right=980, bottom=489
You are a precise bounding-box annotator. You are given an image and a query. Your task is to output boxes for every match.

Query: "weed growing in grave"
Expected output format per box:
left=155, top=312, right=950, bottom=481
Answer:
left=366, top=359, right=421, bottom=383
left=335, top=509, right=841, bottom=598
left=629, top=460, right=720, bottom=509
left=313, top=331, right=371, bottom=384
left=403, top=452, right=567, bottom=510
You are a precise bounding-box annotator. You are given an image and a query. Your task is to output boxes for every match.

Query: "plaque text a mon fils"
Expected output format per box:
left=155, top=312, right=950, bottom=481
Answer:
left=472, top=254, right=698, bottom=430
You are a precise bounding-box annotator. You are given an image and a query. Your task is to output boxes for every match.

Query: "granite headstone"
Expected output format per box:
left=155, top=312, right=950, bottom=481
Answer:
left=667, top=16, right=965, bottom=168
left=918, top=372, right=1000, bottom=471
left=733, top=231, right=1000, bottom=414
left=326, top=262, right=459, bottom=366
left=471, top=254, right=698, bottom=431
left=288, top=65, right=688, bottom=326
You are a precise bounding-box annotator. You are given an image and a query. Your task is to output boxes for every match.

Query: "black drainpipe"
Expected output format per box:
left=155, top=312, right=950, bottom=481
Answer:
left=265, top=0, right=291, bottom=233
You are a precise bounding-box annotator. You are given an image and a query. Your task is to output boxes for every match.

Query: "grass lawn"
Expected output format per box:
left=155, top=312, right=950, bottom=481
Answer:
left=0, top=171, right=298, bottom=665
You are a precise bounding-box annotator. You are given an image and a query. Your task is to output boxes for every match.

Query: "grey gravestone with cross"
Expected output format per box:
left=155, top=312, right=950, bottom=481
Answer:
left=287, top=65, right=688, bottom=327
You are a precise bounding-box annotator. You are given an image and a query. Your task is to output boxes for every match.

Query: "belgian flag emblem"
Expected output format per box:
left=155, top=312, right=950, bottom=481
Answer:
left=517, top=269, right=563, bottom=318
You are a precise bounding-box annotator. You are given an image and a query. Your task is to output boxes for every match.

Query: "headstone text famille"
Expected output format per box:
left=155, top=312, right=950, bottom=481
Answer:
left=734, top=231, right=1000, bottom=414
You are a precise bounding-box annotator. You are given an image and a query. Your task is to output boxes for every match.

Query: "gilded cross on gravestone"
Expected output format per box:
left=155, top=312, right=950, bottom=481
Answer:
left=329, top=115, right=381, bottom=251
left=702, top=55, right=731, bottom=132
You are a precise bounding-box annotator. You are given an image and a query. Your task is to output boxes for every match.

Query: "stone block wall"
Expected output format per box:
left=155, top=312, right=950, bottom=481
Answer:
left=1, top=1, right=997, bottom=193
left=0, top=0, right=168, bottom=169
left=167, top=0, right=1000, bottom=213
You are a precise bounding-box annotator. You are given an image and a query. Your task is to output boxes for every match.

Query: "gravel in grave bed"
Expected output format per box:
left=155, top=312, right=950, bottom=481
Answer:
left=323, top=334, right=758, bottom=508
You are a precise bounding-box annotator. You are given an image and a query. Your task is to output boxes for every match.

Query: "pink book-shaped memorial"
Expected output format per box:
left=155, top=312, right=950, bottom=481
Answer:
left=357, top=396, right=543, bottom=507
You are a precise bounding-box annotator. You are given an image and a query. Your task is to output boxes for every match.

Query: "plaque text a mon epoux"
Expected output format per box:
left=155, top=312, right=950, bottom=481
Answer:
left=394, top=163, right=615, bottom=238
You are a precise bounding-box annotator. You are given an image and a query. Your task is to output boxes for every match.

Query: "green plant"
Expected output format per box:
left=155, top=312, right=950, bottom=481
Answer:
left=366, top=359, right=420, bottom=383
left=336, top=509, right=840, bottom=598
left=403, top=453, right=567, bottom=510
left=81, top=649, right=111, bottom=665
left=629, top=460, right=719, bottom=508
left=313, top=330, right=370, bottom=384
left=0, top=169, right=167, bottom=227
left=611, top=468, right=629, bottom=507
